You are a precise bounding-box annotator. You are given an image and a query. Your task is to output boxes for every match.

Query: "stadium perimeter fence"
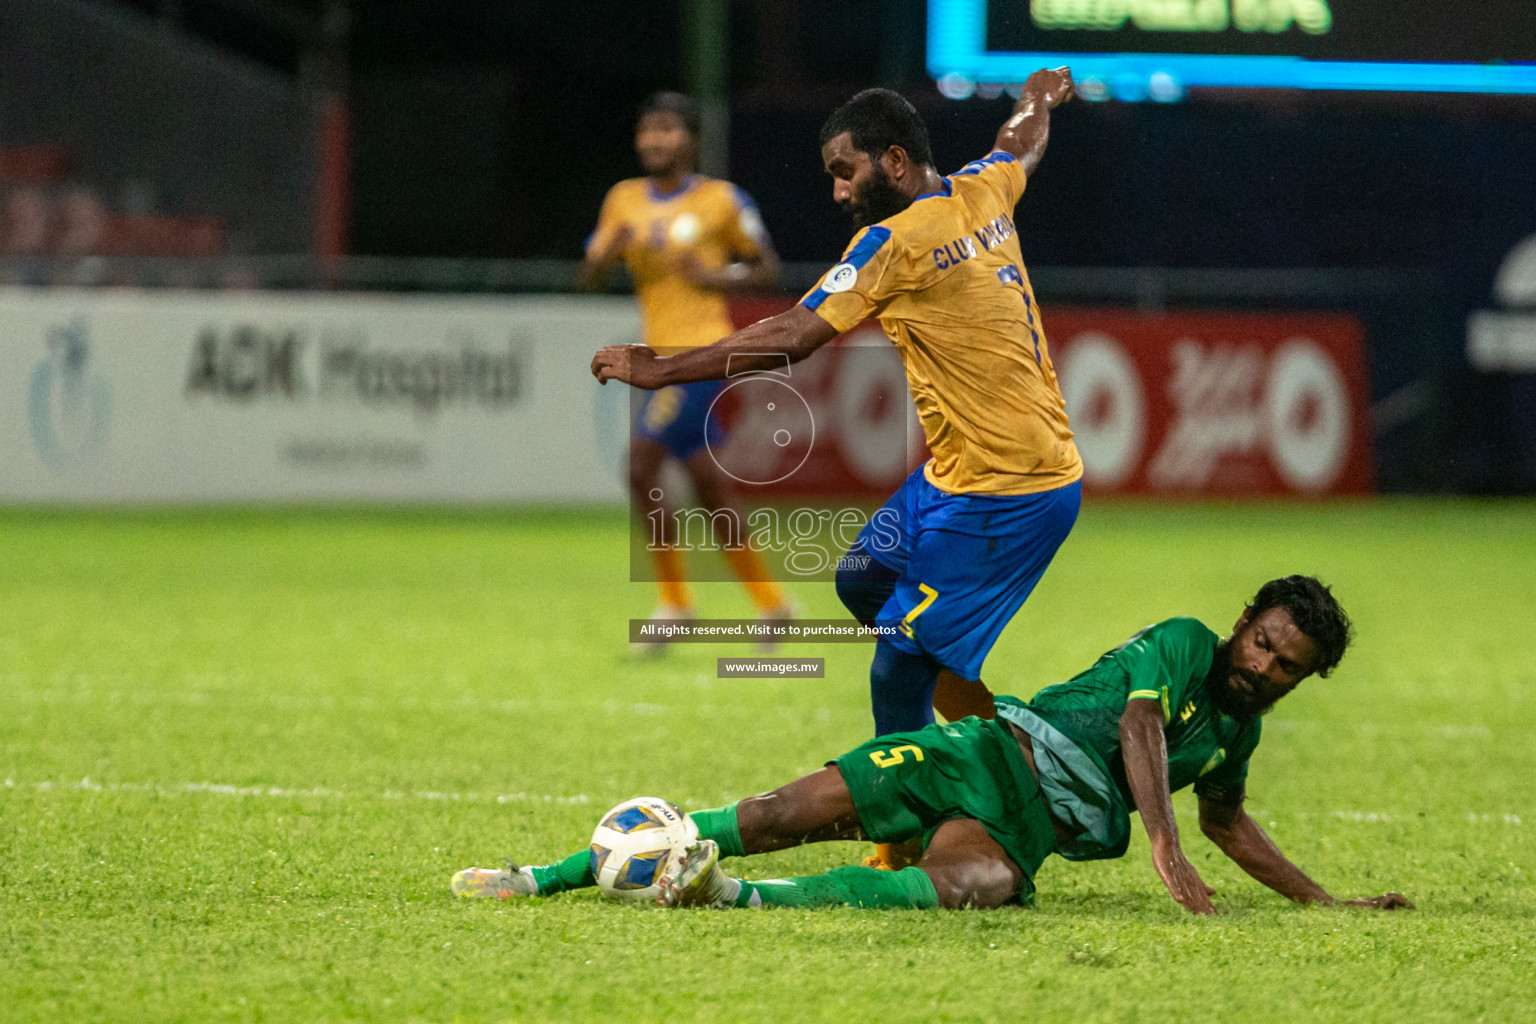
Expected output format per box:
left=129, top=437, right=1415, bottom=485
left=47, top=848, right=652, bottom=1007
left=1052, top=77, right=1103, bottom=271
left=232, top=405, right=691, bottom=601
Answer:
left=0, top=255, right=1454, bottom=494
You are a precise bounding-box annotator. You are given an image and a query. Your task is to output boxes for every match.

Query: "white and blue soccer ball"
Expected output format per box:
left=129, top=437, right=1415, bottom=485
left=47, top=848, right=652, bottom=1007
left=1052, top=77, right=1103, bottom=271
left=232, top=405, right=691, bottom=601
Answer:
left=588, top=797, right=698, bottom=903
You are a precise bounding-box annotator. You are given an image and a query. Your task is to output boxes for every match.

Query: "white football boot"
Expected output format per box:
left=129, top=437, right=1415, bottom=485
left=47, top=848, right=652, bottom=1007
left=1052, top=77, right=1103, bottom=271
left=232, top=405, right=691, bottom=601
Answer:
left=656, top=840, right=740, bottom=908
left=631, top=603, right=695, bottom=658
left=450, top=860, right=539, bottom=899
left=753, top=599, right=800, bottom=654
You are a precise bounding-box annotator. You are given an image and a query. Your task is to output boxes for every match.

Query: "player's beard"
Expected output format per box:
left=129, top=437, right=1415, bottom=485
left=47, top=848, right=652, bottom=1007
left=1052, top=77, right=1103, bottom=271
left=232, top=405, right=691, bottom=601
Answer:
left=1205, top=641, right=1276, bottom=720
left=841, top=165, right=911, bottom=229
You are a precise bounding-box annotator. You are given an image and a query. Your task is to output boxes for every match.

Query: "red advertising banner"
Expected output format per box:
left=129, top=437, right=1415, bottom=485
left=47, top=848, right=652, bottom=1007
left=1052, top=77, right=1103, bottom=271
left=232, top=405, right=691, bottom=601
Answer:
left=1049, top=309, right=1373, bottom=496
left=719, top=297, right=922, bottom=499
left=725, top=299, right=1372, bottom=498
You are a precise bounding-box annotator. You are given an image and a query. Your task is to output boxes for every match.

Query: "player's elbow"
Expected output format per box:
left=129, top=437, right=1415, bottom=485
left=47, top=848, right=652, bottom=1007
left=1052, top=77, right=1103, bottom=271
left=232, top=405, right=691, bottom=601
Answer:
left=575, top=260, right=604, bottom=292
left=769, top=309, right=837, bottom=363
left=1117, top=698, right=1162, bottom=740
left=1199, top=817, right=1232, bottom=845
left=757, top=251, right=783, bottom=289
left=1199, top=805, right=1243, bottom=846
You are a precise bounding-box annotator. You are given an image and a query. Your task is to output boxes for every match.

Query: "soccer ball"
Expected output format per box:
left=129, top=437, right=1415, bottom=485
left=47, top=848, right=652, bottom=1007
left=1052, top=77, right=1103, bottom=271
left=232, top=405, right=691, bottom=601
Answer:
left=588, top=797, right=698, bottom=903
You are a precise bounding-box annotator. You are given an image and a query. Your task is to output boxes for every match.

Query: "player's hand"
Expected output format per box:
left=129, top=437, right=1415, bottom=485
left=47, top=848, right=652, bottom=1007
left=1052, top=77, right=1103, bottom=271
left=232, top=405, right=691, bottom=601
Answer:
left=672, top=251, right=711, bottom=287
left=1024, top=66, right=1075, bottom=108
left=1150, top=834, right=1216, bottom=915
left=591, top=344, right=662, bottom=388
left=587, top=224, right=634, bottom=266
left=1340, top=892, right=1415, bottom=911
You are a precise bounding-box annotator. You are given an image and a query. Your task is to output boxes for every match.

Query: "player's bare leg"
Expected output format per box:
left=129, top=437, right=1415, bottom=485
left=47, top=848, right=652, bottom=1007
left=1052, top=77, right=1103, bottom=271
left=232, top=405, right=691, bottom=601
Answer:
left=933, top=671, right=997, bottom=723
left=734, top=765, right=866, bottom=850
left=630, top=437, right=693, bottom=652
left=683, top=449, right=793, bottom=645
left=917, top=818, right=1023, bottom=909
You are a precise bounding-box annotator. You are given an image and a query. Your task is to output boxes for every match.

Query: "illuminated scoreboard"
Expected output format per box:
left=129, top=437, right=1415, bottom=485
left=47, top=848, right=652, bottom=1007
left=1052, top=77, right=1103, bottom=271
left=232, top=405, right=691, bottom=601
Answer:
left=928, top=0, right=1536, bottom=98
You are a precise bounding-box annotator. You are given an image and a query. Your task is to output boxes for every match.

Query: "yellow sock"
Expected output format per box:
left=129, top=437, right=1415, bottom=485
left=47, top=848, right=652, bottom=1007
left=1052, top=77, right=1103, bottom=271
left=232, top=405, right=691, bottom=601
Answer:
left=651, top=548, right=692, bottom=610
left=861, top=841, right=921, bottom=871
left=722, top=547, right=785, bottom=612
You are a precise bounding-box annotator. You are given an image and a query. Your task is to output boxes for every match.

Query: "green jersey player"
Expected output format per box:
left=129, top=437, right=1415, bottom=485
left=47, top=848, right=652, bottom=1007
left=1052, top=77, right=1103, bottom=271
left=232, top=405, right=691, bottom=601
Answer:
left=453, top=576, right=1412, bottom=914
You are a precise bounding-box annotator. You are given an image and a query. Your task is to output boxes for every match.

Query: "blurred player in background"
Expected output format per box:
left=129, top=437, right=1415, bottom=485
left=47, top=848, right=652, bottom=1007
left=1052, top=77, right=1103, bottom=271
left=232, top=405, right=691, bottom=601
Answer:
left=580, top=91, right=793, bottom=650
left=594, top=70, right=1082, bottom=864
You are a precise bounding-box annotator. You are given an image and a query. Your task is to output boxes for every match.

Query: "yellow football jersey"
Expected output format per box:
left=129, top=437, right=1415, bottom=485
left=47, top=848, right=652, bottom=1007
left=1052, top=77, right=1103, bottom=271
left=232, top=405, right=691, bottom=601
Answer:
left=801, top=151, right=1082, bottom=496
left=588, top=175, right=769, bottom=350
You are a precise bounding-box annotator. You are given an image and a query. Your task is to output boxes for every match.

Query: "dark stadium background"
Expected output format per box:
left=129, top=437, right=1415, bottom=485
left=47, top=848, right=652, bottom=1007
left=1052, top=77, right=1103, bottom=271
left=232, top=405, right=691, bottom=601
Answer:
left=4, top=0, right=1535, bottom=491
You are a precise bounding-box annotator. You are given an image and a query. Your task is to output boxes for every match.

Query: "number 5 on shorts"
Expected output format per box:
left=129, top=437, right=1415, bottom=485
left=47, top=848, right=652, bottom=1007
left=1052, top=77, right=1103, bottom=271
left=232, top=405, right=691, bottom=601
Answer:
left=869, top=744, right=925, bottom=768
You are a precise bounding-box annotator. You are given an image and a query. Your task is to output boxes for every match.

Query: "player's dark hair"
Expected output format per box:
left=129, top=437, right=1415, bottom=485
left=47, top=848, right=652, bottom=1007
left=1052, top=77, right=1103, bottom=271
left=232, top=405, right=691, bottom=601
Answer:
left=1248, top=575, right=1354, bottom=678
left=819, top=88, right=933, bottom=167
left=639, top=91, right=701, bottom=137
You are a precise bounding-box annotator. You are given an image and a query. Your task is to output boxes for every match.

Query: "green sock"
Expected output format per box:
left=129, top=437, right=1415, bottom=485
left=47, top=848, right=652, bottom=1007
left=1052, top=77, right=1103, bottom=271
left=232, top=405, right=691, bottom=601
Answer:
left=732, top=866, right=938, bottom=910
left=529, top=849, right=595, bottom=895
left=687, top=804, right=746, bottom=859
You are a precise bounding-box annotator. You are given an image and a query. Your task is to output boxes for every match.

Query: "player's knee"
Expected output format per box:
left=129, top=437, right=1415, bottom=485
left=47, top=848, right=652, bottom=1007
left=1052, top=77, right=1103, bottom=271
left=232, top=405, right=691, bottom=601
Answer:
left=627, top=459, right=657, bottom=498
left=835, top=543, right=897, bottom=626
left=683, top=462, right=727, bottom=509
left=834, top=575, right=883, bottom=627
left=923, top=859, right=1017, bottom=910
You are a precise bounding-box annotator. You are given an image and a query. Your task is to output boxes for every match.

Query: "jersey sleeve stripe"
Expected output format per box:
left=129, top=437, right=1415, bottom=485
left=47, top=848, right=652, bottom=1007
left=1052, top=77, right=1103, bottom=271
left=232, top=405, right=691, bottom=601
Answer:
left=952, top=150, right=1018, bottom=176
left=1127, top=689, right=1161, bottom=701
left=800, top=225, right=892, bottom=311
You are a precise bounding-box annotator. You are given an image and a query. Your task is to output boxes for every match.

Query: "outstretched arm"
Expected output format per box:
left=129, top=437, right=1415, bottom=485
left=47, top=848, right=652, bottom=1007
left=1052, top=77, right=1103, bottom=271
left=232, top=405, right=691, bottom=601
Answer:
left=591, top=304, right=839, bottom=390
left=993, top=67, right=1075, bottom=178
left=1120, top=698, right=1216, bottom=915
left=1199, top=797, right=1414, bottom=910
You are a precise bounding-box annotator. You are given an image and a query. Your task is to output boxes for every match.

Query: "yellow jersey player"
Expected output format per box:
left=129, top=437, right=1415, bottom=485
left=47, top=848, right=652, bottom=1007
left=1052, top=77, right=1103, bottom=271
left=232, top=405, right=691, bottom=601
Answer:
left=593, top=68, right=1081, bottom=807
left=580, top=92, right=792, bottom=647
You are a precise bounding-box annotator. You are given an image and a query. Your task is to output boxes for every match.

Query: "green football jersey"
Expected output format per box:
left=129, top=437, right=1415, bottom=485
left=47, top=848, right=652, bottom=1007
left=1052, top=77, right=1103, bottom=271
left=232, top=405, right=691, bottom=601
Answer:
left=995, top=617, right=1260, bottom=861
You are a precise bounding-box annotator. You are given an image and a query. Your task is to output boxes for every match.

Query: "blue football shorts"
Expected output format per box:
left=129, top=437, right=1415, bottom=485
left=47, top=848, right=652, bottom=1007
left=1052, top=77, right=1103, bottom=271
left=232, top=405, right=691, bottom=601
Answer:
left=857, top=466, right=1081, bottom=680
left=631, top=380, right=727, bottom=460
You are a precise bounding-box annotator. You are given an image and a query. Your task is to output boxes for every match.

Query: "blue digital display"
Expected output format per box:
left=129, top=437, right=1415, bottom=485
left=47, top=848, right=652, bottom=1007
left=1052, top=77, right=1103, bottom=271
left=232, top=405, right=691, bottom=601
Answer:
left=928, top=0, right=1536, bottom=98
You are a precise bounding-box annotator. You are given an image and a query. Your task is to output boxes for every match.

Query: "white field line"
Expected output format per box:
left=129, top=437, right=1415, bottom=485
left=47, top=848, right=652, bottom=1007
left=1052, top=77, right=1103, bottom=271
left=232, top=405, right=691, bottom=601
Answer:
left=1323, top=811, right=1523, bottom=825
left=1, top=777, right=592, bottom=805
left=0, top=685, right=850, bottom=724
left=1, top=778, right=1519, bottom=822
left=1169, top=803, right=1523, bottom=826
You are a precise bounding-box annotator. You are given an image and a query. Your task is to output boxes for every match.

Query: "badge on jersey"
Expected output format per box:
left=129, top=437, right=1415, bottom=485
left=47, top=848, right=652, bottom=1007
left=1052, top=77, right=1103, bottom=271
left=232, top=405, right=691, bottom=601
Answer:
left=822, top=262, right=858, bottom=294
left=668, top=213, right=701, bottom=245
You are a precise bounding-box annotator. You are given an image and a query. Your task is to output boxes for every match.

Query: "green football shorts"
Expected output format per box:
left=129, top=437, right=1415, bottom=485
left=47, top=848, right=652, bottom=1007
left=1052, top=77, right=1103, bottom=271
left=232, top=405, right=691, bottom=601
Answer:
left=833, top=716, right=1057, bottom=898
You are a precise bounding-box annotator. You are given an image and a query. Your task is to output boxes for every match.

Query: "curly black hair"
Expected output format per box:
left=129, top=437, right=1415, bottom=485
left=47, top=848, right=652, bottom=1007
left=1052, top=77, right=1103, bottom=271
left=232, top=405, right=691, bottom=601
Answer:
left=639, top=91, right=700, bottom=137
left=1249, top=575, right=1355, bottom=678
left=819, top=88, right=933, bottom=167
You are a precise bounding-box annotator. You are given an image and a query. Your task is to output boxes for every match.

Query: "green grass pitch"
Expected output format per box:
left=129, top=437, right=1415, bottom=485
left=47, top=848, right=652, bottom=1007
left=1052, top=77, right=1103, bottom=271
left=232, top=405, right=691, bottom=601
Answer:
left=1, top=501, right=1532, bottom=1023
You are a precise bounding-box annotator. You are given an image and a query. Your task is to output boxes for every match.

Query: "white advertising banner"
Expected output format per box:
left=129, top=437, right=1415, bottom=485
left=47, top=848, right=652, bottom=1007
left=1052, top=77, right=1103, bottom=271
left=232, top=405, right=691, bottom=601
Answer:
left=0, top=291, right=636, bottom=503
